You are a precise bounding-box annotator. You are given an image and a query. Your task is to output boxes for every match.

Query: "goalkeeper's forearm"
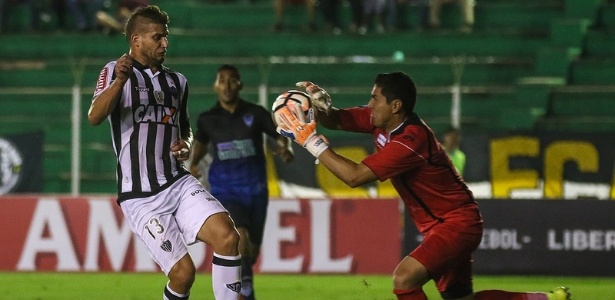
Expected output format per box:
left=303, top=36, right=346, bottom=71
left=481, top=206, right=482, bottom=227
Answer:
left=312, top=148, right=377, bottom=188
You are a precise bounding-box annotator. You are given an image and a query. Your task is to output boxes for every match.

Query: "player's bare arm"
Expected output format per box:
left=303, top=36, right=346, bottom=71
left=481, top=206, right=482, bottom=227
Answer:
left=189, top=140, right=208, bottom=177
left=315, top=107, right=343, bottom=130
left=88, top=54, right=133, bottom=126
left=273, top=136, right=294, bottom=163
left=273, top=91, right=376, bottom=187
left=317, top=149, right=378, bottom=187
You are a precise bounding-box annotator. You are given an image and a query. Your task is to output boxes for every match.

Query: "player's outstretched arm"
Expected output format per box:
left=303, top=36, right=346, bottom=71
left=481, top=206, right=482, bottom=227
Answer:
left=275, top=106, right=377, bottom=187
left=317, top=148, right=378, bottom=188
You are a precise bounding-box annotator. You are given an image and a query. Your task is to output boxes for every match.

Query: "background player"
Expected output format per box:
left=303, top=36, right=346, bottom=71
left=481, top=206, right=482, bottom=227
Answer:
left=189, top=64, right=294, bottom=300
left=275, top=73, right=570, bottom=300
left=88, top=6, right=241, bottom=300
left=442, top=126, right=465, bottom=176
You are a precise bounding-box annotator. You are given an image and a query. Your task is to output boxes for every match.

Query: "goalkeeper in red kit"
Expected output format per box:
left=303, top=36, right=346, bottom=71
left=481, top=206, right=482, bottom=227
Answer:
left=275, top=72, right=570, bottom=300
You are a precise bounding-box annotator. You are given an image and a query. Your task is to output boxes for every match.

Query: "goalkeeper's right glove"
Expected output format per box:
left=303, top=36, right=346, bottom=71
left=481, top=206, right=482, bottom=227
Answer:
left=296, top=81, right=332, bottom=114
left=275, top=106, right=329, bottom=158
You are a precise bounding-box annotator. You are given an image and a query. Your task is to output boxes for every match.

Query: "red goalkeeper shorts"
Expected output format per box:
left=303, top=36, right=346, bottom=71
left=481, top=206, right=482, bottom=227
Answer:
left=410, top=208, right=483, bottom=295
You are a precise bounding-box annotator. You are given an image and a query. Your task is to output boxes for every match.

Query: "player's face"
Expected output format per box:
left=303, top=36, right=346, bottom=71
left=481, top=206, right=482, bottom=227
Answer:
left=444, top=131, right=461, bottom=148
left=214, top=70, right=242, bottom=104
left=368, top=85, right=395, bottom=131
left=133, top=22, right=168, bottom=67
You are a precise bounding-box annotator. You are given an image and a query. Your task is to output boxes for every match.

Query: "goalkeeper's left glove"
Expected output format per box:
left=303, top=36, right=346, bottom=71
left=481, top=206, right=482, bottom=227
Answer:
left=275, top=106, right=329, bottom=158
left=296, top=81, right=332, bottom=114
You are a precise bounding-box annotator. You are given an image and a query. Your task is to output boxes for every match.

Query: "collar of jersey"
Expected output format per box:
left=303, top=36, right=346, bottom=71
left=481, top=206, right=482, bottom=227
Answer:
left=130, top=60, right=165, bottom=74
left=131, top=59, right=148, bottom=71
left=214, top=98, right=247, bottom=113
left=390, top=112, right=421, bottom=137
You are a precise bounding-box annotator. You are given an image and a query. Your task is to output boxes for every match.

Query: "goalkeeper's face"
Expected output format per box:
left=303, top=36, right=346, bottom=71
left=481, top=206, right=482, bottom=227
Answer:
left=214, top=69, right=242, bottom=104
left=368, top=85, right=398, bottom=132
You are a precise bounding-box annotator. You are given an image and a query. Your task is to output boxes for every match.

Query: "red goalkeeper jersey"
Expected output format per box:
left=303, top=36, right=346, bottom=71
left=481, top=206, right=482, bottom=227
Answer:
left=338, top=106, right=481, bottom=233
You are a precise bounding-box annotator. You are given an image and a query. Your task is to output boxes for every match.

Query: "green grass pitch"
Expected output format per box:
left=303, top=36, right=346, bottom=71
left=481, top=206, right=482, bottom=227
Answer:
left=2, top=272, right=615, bottom=299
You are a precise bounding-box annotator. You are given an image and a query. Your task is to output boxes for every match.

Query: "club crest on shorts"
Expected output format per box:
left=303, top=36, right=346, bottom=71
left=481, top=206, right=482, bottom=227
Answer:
left=160, top=240, right=172, bottom=252
left=226, top=281, right=241, bottom=293
left=154, top=90, right=164, bottom=104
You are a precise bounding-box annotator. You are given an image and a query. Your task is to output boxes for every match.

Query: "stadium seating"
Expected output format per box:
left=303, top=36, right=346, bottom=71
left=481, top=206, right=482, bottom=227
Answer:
left=1, top=0, right=614, bottom=193
left=534, top=0, right=615, bottom=132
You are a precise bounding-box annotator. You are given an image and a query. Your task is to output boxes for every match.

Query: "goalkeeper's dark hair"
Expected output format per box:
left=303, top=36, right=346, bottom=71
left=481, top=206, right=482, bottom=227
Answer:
left=374, top=72, right=417, bottom=116
left=218, top=64, right=241, bottom=80
left=124, top=5, right=169, bottom=42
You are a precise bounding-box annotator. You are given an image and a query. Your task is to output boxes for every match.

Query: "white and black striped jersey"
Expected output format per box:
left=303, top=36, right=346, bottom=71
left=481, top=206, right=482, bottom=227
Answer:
left=93, top=60, right=191, bottom=203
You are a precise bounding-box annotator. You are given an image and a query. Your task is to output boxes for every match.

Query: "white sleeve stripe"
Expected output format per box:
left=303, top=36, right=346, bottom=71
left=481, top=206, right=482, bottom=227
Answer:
left=390, top=140, right=427, bottom=162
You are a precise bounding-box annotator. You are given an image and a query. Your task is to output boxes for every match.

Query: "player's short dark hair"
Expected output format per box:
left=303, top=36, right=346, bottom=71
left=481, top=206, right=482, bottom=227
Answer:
left=218, top=64, right=241, bottom=80
left=124, top=5, right=169, bottom=42
left=445, top=126, right=461, bottom=135
left=374, top=72, right=417, bottom=116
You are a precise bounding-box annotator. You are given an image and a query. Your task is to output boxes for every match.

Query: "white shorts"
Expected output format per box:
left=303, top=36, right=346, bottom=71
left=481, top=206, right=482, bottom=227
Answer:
left=120, top=175, right=228, bottom=275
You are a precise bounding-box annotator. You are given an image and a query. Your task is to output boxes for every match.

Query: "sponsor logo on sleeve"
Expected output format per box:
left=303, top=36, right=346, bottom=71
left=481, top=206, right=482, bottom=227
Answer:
left=95, top=68, right=109, bottom=94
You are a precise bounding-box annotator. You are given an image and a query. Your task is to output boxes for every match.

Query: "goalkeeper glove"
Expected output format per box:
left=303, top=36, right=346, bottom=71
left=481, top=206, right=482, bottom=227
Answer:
left=296, top=81, right=332, bottom=114
left=275, top=106, right=329, bottom=158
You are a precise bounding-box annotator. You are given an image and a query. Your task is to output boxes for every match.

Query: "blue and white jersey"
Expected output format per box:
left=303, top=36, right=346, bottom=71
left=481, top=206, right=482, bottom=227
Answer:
left=194, top=99, right=278, bottom=196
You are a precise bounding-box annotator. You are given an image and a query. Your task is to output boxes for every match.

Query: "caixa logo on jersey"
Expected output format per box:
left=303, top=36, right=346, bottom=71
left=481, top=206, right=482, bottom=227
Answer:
left=0, top=138, right=23, bottom=194
left=134, top=104, right=178, bottom=125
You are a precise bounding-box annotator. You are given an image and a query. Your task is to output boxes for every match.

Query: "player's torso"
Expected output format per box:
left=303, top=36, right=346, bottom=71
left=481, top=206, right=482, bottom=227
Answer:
left=199, top=102, right=269, bottom=192
left=374, top=120, right=475, bottom=230
left=111, top=66, right=189, bottom=196
left=200, top=103, right=267, bottom=162
left=118, top=67, right=185, bottom=127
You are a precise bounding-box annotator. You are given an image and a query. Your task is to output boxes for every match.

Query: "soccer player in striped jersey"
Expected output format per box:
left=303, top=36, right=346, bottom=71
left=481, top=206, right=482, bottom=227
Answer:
left=88, top=5, right=241, bottom=300
left=278, top=73, right=570, bottom=300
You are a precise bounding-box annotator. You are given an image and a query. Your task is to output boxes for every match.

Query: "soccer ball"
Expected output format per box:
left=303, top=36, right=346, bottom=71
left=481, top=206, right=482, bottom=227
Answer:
left=271, top=90, right=313, bottom=126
